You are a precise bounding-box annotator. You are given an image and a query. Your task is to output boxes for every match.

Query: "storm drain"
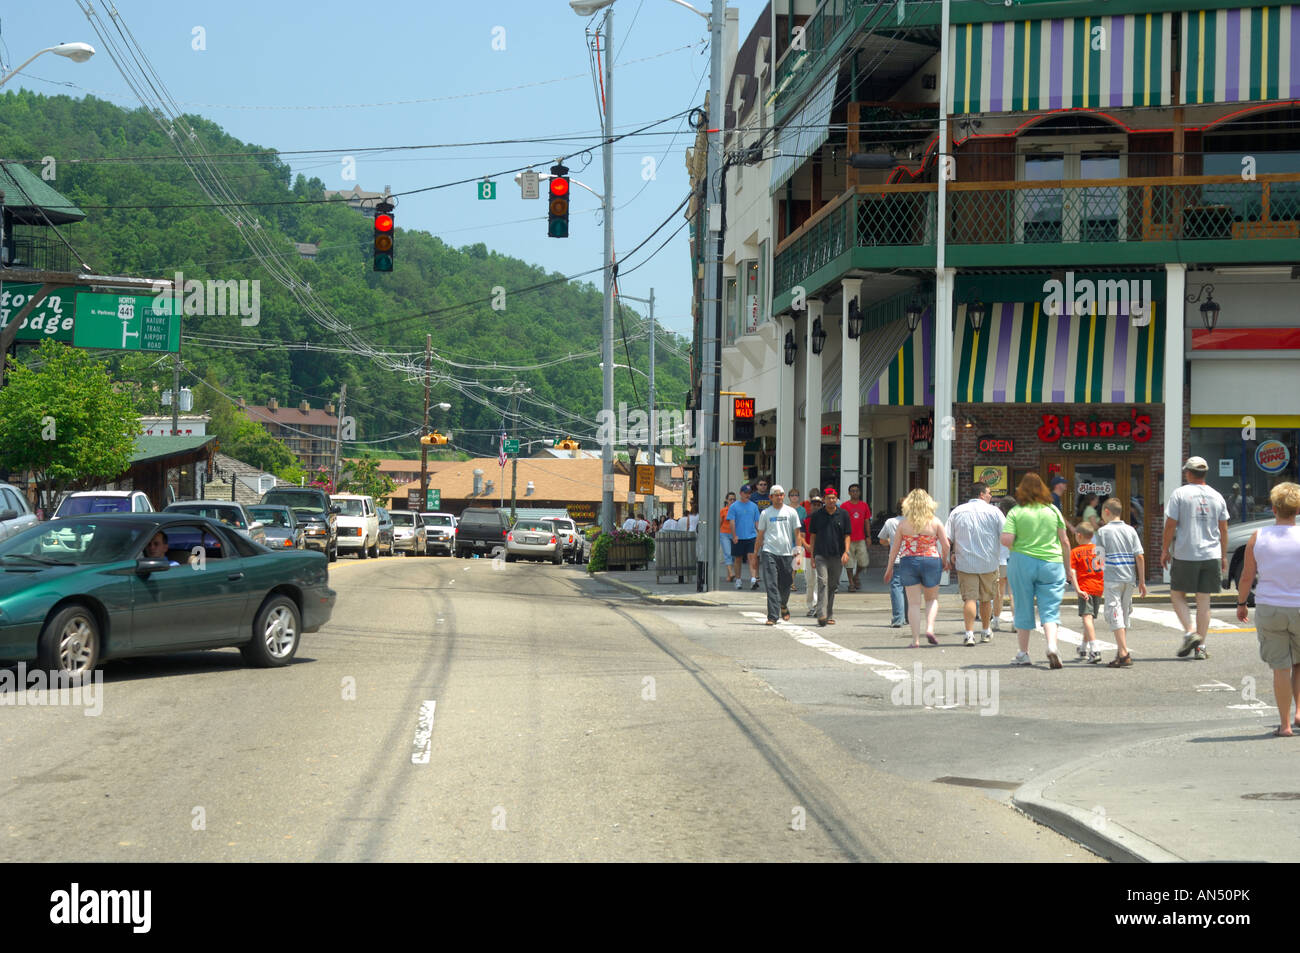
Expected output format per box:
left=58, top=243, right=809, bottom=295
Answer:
left=934, top=776, right=1022, bottom=791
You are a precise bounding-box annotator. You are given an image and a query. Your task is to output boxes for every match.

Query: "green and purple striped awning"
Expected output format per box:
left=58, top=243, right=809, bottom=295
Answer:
left=1180, top=6, right=1300, bottom=104
left=948, top=13, right=1173, bottom=114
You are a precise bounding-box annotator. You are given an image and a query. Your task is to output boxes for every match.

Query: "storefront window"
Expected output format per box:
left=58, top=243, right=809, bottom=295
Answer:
left=1191, top=428, right=1299, bottom=523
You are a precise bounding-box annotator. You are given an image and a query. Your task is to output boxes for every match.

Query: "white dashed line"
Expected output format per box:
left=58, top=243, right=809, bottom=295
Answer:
left=411, top=700, right=437, bottom=765
left=741, top=612, right=912, bottom=682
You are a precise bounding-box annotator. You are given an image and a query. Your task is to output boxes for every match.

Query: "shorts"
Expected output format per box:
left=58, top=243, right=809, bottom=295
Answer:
left=732, top=537, right=755, bottom=560
left=1103, top=582, right=1135, bottom=629
left=957, top=570, right=999, bottom=603
left=1169, top=557, right=1222, bottom=594
left=1077, top=593, right=1103, bottom=618
left=1255, top=604, right=1300, bottom=670
left=848, top=539, right=870, bottom=570
left=897, top=555, right=942, bottom=588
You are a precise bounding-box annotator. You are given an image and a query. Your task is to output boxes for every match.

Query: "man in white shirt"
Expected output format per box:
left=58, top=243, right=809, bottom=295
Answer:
left=635, top=515, right=649, bottom=533
left=661, top=515, right=678, bottom=531
left=877, top=500, right=906, bottom=627
left=755, top=486, right=800, bottom=624
left=1162, top=456, right=1230, bottom=659
left=945, top=482, right=1006, bottom=646
left=687, top=509, right=699, bottom=532
left=622, top=515, right=637, bottom=532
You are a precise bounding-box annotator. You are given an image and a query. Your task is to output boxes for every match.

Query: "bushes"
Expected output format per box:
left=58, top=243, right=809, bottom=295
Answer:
left=587, top=529, right=655, bottom=573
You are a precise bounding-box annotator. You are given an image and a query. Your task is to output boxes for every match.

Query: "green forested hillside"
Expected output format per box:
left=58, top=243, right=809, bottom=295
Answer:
left=0, top=90, right=689, bottom=458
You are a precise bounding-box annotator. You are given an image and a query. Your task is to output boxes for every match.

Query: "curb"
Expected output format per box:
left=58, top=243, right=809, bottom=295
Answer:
left=588, top=572, right=722, bottom=607
left=1011, top=732, right=1199, bottom=864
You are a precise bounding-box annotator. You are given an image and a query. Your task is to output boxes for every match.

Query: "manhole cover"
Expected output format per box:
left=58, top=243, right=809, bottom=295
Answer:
left=933, top=776, right=1022, bottom=791
left=1242, top=792, right=1300, bottom=801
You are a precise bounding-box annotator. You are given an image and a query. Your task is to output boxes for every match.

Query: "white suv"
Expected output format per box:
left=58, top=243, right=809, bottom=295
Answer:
left=331, top=494, right=379, bottom=558
left=52, top=490, right=153, bottom=518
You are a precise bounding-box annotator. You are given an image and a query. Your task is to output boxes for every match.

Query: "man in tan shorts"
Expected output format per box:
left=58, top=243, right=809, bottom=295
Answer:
left=946, top=482, right=1007, bottom=646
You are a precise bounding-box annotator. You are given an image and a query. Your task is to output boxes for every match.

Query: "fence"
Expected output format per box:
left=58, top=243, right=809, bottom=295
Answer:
left=654, top=530, right=697, bottom=584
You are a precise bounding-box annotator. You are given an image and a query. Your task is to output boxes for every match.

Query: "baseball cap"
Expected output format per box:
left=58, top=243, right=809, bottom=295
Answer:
left=1049, top=474, right=1067, bottom=487
left=739, top=484, right=752, bottom=493
left=1183, top=456, right=1210, bottom=473
left=823, top=486, right=839, bottom=497
left=770, top=484, right=786, bottom=495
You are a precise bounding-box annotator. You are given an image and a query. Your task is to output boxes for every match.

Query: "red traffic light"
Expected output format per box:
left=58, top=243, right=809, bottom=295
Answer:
left=549, top=177, right=569, bottom=197
left=374, top=213, right=394, bottom=232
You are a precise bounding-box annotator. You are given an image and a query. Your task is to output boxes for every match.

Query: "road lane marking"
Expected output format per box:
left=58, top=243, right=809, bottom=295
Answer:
left=1128, top=607, right=1236, bottom=631
left=741, top=612, right=911, bottom=681
left=411, top=700, right=437, bottom=765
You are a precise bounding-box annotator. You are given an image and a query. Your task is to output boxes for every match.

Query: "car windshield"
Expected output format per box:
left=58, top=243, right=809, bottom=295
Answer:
left=263, top=493, right=323, bottom=515
left=334, top=499, right=367, bottom=517
left=0, top=519, right=149, bottom=565
left=249, top=507, right=291, bottom=527
left=391, top=512, right=415, bottom=526
left=516, top=522, right=551, bottom=532
left=56, top=496, right=131, bottom=516
left=170, top=505, right=246, bottom=527
left=425, top=515, right=452, bottom=526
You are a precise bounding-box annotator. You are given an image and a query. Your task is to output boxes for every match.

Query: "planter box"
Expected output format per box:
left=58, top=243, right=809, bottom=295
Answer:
left=607, top=540, right=652, bottom=570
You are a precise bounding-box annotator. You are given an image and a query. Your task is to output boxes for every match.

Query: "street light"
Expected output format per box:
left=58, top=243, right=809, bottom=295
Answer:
left=0, top=42, right=96, bottom=88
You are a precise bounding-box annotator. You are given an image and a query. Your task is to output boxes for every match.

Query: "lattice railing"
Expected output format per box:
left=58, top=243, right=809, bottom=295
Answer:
left=773, top=0, right=869, bottom=94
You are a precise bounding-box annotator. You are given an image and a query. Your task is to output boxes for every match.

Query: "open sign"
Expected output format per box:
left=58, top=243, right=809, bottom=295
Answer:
left=978, top=436, right=1014, bottom=453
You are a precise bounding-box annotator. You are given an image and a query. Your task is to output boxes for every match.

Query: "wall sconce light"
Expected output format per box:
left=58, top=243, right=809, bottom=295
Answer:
left=922, top=74, right=937, bottom=90
left=784, top=330, right=797, bottom=365
left=1186, top=283, right=1221, bottom=331
left=966, top=293, right=987, bottom=333
left=905, top=297, right=924, bottom=332
left=847, top=297, right=863, bottom=339
left=811, top=317, right=827, bottom=354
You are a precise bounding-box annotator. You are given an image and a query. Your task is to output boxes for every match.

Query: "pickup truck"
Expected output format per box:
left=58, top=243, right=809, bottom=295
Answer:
left=261, top=487, right=339, bottom=562
left=454, top=508, right=509, bottom=558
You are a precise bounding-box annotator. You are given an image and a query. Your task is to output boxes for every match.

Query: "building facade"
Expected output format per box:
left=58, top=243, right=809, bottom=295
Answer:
left=239, top=398, right=339, bottom=474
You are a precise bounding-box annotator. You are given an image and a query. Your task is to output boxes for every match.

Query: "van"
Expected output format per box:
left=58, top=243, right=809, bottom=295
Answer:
left=331, top=494, right=379, bottom=559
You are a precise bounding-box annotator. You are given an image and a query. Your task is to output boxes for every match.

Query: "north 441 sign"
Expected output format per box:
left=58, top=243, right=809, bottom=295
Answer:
left=72, top=292, right=180, bottom=353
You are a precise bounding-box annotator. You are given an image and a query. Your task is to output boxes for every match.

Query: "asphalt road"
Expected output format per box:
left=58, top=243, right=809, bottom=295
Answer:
left=0, top=554, right=1095, bottom=862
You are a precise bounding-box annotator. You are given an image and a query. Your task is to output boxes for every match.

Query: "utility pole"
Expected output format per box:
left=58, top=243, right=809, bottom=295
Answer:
left=332, top=383, right=346, bottom=492
left=171, top=351, right=180, bottom=437
left=600, top=7, right=616, bottom=535
left=420, top=334, right=431, bottom=511
left=647, top=287, right=656, bottom=521
left=495, top=380, right=531, bottom=523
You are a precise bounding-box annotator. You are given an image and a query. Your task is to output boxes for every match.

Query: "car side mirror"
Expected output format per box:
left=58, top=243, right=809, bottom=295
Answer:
left=0, top=509, right=16, bottom=522
left=136, top=557, right=172, bottom=574
left=330, top=505, right=341, bottom=515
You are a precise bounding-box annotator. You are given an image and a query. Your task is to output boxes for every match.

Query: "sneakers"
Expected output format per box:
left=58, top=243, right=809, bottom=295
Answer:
left=1046, top=650, right=1063, bottom=670
left=1012, top=651, right=1032, bottom=666
left=751, top=579, right=760, bottom=591
left=981, top=630, right=993, bottom=644
left=963, top=633, right=976, bottom=647
left=1194, top=645, right=1209, bottom=660
left=890, top=621, right=904, bottom=628
left=806, top=608, right=819, bottom=618
left=734, top=579, right=742, bottom=591
left=1076, top=644, right=1089, bottom=660
left=991, top=617, right=1002, bottom=632
left=1177, top=632, right=1202, bottom=658
left=1088, top=649, right=1104, bottom=664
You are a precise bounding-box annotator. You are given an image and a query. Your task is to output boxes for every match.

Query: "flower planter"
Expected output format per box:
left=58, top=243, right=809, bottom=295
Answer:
left=606, top=539, right=652, bottom=571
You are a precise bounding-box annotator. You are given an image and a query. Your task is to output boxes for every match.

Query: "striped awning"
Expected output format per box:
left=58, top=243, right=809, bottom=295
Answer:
left=953, top=302, right=1164, bottom=404
left=1180, top=6, right=1300, bottom=104
left=865, top=310, right=935, bottom=407
left=948, top=13, right=1173, bottom=114
left=824, top=312, right=928, bottom=413
left=771, top=70, right=838, bottom=192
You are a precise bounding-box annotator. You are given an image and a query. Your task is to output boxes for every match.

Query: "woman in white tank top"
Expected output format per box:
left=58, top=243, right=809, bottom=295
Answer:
left=1238, top=482, right=1300, bottom=737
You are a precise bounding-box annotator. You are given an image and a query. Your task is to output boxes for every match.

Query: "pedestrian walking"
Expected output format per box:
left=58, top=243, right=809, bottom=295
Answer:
left=1002, top=472, right=1084, bottom=668
left=808, top=487, right=851, bottom=626
left=756, top=486, right=800, bottom=624
left=800, top=494, right=822, bottom=615
left=994, top=495, right=1017, bottom=630
left=1070, top=520, right=1106, bottom=663
left=751, top=478, right=771, bottom=511
left=1050, top=474, right=1068, bottom=509
left=840, top=484, right=872, bottom=592
left=720, top=491, right=736, bottom=582
left=946, top=482, right=1006, bottom=646
left=728, top=484, right=761, bottom=591
left=1095, top=497, right=1147, bottom=668
left=877, top=499, right=907, bottom=628
left=1234, top=482, right=1300, bottom=736
left=1161, top=456, right=1229, bottom=660
left=884, top=489, right=951, bottom=647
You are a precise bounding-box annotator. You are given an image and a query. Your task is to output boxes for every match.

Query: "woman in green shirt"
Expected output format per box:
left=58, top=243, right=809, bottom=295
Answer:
left=1001, top=473, right=1083, bottom=669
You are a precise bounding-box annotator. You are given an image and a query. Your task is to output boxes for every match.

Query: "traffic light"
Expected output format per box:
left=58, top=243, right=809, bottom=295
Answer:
left=420, top=431, right=449, bottom=445
left=555, top=437, right=580, bottom=450
left=733, top=397, right=755, bottom=442
left=374, top=201, right=394, bottom=272
left=548, top=164, right=569, bottom=238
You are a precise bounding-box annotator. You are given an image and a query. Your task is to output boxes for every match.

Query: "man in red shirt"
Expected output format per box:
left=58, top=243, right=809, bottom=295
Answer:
left=840, top=483, right=873, bottom=592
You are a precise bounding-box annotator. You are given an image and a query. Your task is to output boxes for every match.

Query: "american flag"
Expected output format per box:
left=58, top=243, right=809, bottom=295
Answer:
left=498, top=429, right=508, bottom=467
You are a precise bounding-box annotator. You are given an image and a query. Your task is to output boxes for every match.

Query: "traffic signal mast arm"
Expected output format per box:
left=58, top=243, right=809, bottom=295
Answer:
left=518, top=171, right=604, bottom=204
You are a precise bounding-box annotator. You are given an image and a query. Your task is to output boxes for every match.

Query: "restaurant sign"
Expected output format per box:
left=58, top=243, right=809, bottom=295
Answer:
left=1039, top=409, right=1151, bottom=453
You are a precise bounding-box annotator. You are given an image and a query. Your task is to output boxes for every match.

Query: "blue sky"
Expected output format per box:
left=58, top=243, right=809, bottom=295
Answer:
left=3, top=0, right=769, bottom=339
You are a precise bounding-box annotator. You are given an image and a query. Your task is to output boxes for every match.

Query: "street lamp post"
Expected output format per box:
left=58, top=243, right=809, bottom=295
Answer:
left=0, top=42, right=95, bottom=88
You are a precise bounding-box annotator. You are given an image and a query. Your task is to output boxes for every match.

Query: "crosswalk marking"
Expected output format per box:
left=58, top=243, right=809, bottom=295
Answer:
left=1127, top=607, right=1236, bottom=631
left=740, top=612, right=912, bottom=682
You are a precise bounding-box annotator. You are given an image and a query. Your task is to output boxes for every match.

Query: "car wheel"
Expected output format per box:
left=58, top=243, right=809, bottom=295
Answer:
left=369, top=540, right=380, bottom=559
left=241, top=595, right=301, bottom=668
left=357, top=545, right=367, bottom=559
left=553, top=552, right=563, bottom=566
left=328, top=545, right=337, bottom=563
left=37, top=604, right=100, bottom=677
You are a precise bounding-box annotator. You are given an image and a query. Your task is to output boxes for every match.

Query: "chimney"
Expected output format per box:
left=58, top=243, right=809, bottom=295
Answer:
left=299, top=400, right=310, bottom=413
left=237, top=396, right=246, bottom=409
left=326, top=403, right=336, bottom=416
left=268, top=398, right=278, bottom=412
left=472, top=469, right=484, bottom=496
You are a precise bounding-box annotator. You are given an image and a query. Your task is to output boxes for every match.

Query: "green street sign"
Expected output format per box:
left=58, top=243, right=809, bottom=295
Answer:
left=72, top=291, right=180, bottom=353
left=478, top=180, right=497, bottom=200
left=427, top=489, right=441, bottom=510
left=504, top=438, right=520, bottom=454
left=0, top=283, right=77, bottom=343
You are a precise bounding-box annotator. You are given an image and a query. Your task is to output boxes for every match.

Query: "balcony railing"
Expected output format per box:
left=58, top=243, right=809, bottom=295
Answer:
left=774, top=173, right=1300, bottom=303
left=2, top=231, right=75, bottom=273
left=773, top=0, right=875, bottom=117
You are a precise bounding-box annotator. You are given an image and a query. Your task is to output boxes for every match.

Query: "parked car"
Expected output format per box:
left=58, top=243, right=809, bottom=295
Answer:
left=52, top=490, right=153, bottom=518
left=454, top=508, right=508, bottom=558
left=540, top=516, right=582, bottom=563
left=1226, top=517, right=1274, bottom=605
left=376, top=507, right=395, bottom=556
left=390, top=510, right=427, bottom=556
left=0, top=513, right=335, bottom=675
left=247, top=504, right=304, bottom=550
left=331, top=494, right=379, bottom=559
left=419, top=511, right=457, bottom=556
left=164, top=500, right=268, bottom=547
left=260, top=487, right=338, bottom=561
left=0, top=482, right=39, bottom=545
left=505, top=519, right=563, bottom=565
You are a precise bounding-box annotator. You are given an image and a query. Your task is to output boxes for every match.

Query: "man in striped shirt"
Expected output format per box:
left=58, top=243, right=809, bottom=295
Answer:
left=1094, top=497, right=1148, bottom=667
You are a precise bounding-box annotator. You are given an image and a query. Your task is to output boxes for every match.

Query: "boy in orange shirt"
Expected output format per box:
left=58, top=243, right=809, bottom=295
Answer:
left=1071, top=520, right=1106, bottom=663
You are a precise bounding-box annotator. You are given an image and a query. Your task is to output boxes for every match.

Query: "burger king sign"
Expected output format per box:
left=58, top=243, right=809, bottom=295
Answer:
left=1256, top=439, right=1291, bottom=475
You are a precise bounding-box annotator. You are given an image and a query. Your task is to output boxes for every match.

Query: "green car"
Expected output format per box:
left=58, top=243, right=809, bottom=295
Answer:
left=0, top=513, right=336, bottom=676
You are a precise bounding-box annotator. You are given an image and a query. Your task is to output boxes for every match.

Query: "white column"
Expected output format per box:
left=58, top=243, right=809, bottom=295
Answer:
left=1164, top=262, right=1187, bottom=519
left=804, top=300, right=824, bottom=495
left=778, top=318, right=796, bottom=489
left=932, top=267, right=956, bottom=519
left=840, top=278, right=863, bottom=493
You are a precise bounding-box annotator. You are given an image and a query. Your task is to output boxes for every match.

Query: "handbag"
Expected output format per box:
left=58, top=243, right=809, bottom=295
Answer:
left=792, top=549, right=805, bottom=574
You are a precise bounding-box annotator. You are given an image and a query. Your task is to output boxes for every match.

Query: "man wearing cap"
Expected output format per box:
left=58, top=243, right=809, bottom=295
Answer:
left=808, top=486, right=852, bottom=626
left=1050, top=474, right=1068, bottom=509
left=755, top=486, right=800, bottom=624
left=727, top=484, right=762, bottom=591
left=1162, top=456, right=1230, bottom=660
left=799, top=494, right=822, bottom=615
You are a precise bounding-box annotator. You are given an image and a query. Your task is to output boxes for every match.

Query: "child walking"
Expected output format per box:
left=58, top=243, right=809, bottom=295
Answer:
left=1070, top=521, right=1106, bottom=663
left=1094, top=498, right=1148, bottom=667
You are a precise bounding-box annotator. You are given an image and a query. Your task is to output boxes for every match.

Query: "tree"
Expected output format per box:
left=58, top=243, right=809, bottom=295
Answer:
left=337, top=453, right=395, bottom=503
left=0, top=341, right=140, bottom=509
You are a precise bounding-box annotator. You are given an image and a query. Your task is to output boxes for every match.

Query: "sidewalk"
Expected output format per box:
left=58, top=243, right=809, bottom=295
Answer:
left=590, top=564, right=1280, bottom=863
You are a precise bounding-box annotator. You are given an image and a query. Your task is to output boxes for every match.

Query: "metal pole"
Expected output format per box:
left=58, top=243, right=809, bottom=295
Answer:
left=647, top=288, right=656, bottom=520
left=698, top=0, right=724, bottom=591
left=600, top=8, right=616, bottom=535
left=332, top=383, right=346, bottom=492
left=510, top=384, right=520, bottom=523
left=934, top=0, right=953, bottom=529
left=171, top=351, right=180, bottom=437
left=421, top=334, right=430, bottom=511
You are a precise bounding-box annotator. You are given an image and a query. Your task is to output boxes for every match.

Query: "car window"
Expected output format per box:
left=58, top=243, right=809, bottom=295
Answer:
left=134, top=495, right=151, bottom=512
left=516, top=521, right=551, bottom=532
left=335, top=499, right=366, bottom=517
left=391, top=512, right=415, bottom=526
left=1, top=488, right=26, bottom=515
left=425, top=515, right=453, bottom=526
left=58, top=496, right=132, bottom=516
left=264, top=492, right=325, bottom=514
left=157, top=524, right=229, bottom=563
left=249, top=507, right=290, bottom=527
left=0, top=519, right=148, bottom=565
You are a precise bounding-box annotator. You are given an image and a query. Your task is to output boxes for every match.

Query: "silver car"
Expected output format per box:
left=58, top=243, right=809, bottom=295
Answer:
left=0, top=482, right=39, bottom=544
left=505, top=519, right=562, bottom=565
left=164, top=501, right=268, bottom=547
left=1225, top=517, right=1273, bottom=603
left=390, top=510, right=428, bottom=555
